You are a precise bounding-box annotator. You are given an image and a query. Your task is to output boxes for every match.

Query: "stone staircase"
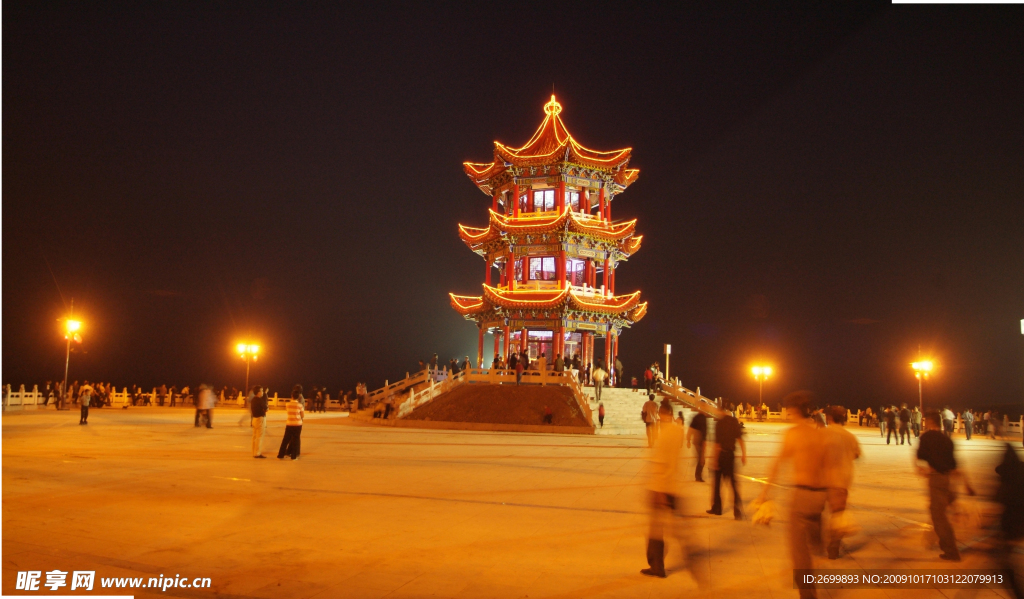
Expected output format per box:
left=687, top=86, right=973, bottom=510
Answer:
left=584, top=387, right=698, bottom=436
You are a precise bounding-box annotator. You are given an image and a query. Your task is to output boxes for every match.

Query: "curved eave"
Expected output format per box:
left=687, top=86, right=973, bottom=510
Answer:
left=627, top=302, right=648, bottom=323
left=458, top=224, right=500, bottom=250
left=482, top=284, right=570, bottom=310
left=568, top=213, right=637, bottom=240
left=489, top=208, right=570, bottom=234
left=450, top=293, right=487, bottom=316
left=568, top=290, right=641, bottom=314
left=619, top=235, right=643, bottom=256
left=614, top=168, right=640, bottom=187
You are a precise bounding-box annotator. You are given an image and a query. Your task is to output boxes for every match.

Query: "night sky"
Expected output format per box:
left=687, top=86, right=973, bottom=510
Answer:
left=4, top=4, right=1023, bottom=411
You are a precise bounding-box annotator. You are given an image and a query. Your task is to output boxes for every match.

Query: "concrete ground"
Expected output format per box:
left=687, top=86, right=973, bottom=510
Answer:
left=2, top=407, right=1021, bottom=598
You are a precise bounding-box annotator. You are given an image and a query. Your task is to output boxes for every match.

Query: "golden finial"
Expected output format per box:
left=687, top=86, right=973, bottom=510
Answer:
left=544, top=94, right=562, bottom=116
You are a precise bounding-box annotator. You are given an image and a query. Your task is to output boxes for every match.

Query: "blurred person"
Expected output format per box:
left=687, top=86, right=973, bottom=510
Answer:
left=759, top=391, right=827, bottom=599
left=78, top=385, right=93, bottom=425
left=885, top=407, right=897, bottom=445
left=640, top=402, right=688, bottom=578
left=278, top=385, right=305, bottom=460
left=899, top=404, right=911, bottom=445
left=963, top=409, right=974, bottom=440
left=250, top=386, right=268, bottom=458
left=158, top=384, right=168, bottom=407
left=913, top=406, right=922, bottom=437
left=197, top=384, right=216, bottom=428
left=644, top=366, right=654, bottom=394
left=592, top=363, right=608, bottom=402
left=537, top=352, right=547, bottom=374
left=879, top=406, right=888, bottom=438
left=614, top=355, right=623, bottom=387
left=463, top=355, right=472, bottom=373
left=543, top=405, right=552, bottom=424
left=706, top=411, right=747, bottom=519
left=598, top=401, right=605, bottom=428
left=994, top=444, right=1024, bottom=598
left=642, top=394, right=660, bottom=448
left=915, top=411, right=975, bottom=561
left=823, top=406, right=860, bottom=559
left=554, top=353, right=564, bottom=373
left=515, top=356, right=525, bottom=385
left=941, top=406, right=955, bottom=438
left=687, top=410, right=708, bottom=482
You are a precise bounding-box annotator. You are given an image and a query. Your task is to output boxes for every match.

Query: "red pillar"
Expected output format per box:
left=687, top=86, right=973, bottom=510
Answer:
left=506, top=254, right=516, bottom=290
left=580, top=188, right=588, bottom=213
left=603, top=258, right=610, bottom=295
left=609, top=262, right=615, bottom=294
left=493, top=332, right=501, bottom=365
left=512, top=183, right=520, bottom=218
left=599, top=187, right=606, bottom=221
left=559, top=249, right=567, bottom=289
left=606, top=193, right=612, bottom=221
left=520, top=328, right=528, bottom=353
left=604, top=330, right=612, bottom=372
left=492, top=190, right=498, bottom=212
left=502, top=325, right=510, bottom=360
left=557, top=181, right=565, bottom=212
left=485, top=259, right=492, bottom=286
left=477, top=328, right=484, bottom=369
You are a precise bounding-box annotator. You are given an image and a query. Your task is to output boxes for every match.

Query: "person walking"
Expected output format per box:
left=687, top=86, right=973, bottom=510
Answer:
left=642, top=394, right=660, bottom=448
left=941, top=406, right=955, bottom=438
left=197, top=384, right=216, bottom=428
left=963, top=409, right=974, bottom=441
left=515, top=358, right=525, bottom=386
left=640, top=402, right=687, bottom=578
left=885, top=407, right=897, bottom=445
left=78, top=385, right=93, bottom=425
left=614, top=355, right=624, bottom=388
left=687, top=410, right=708, bottom=482
left=278, top=385, right=305, bottom=460
left=915, top=411, right=975, bottom=561
left=598, top=401, right=605, bottom=428
left=879, top=406, right=888, bottom=438
left=707, top=411, right=747, bottom=519
left=899, top=404, right=911, bottom=445
left=913, top=406, right=923, bottom=438
left=250, top=387, right=268, bottom=458
left=592, top=364, right=608, bottom=403
left=823, top=406, right=861, bottom=559
left=643, top=366, right=654, bottom=394
left=759, top=391, right=828, bottom=599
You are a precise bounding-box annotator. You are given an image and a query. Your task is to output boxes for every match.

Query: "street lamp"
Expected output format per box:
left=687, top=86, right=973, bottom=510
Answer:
left=237, top=343, right=260, bottom=391
left=63, top=318, right=83, bottom=408
left=752, top=365, right=772, bottom=406
left=911, top=359, right=934, bottom=411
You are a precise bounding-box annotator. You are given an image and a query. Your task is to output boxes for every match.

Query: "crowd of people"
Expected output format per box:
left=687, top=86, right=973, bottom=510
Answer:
left=638, top=390, right=1023, bottom=599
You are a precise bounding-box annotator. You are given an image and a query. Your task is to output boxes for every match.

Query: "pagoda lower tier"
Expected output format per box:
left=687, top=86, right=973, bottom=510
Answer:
left=450, top=285, right=647, bottom=371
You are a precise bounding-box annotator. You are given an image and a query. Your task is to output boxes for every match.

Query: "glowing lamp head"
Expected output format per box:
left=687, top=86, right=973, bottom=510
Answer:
left=236, top=343, right=247, bottom=354
left=752, top=365, right=772, bottom=379
left=65, top=319, right=82, bottom=334
left=912, top=360, right=934, bottom=373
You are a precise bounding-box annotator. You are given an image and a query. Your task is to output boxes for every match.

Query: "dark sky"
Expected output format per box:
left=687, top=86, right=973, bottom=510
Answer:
left=4, top=4, right=1023, bottom=411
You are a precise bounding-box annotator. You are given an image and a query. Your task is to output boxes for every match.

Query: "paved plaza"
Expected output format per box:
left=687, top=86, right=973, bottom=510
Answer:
left=3, top=407, right=1021, bottom=598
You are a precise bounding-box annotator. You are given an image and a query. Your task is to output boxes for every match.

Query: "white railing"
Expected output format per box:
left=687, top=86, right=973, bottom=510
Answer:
left=2, top=384, right=305, bottom=411
left=372, top=367, right=594, bottom=427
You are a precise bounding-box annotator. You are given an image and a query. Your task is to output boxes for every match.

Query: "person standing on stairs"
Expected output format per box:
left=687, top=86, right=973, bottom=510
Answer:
left=642, top=394, right=660, bottom=448
left=598, top=401, right=605, bottom=428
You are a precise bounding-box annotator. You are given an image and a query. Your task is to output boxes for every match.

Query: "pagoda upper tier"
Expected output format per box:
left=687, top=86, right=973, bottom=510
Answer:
left=458, top=208, right=643, bottom=263
left=463, top=95, right=639, bottom=196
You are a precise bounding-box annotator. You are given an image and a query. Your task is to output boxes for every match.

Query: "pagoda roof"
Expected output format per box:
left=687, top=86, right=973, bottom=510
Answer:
left=458, top=208, right=638, bottom=252
left=450, top=285, right=644, bottom=317
left=464, top=96, right=638, bottom=194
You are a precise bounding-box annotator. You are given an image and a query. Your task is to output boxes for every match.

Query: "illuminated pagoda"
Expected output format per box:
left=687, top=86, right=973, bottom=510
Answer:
left=451, top=95, right=647, bottom=375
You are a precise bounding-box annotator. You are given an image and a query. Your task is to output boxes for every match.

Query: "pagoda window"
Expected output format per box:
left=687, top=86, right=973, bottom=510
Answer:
left=567, top=190, right=580, bottom=211
left=519, top=194, right=528, bottom=213
left=566, top=258, right=586, bottom=287
left=528, top=256, right=557, bottom=281
left=532, top=189, right=555, bottom=212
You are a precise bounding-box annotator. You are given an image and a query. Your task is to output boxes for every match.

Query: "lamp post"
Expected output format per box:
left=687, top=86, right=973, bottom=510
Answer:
left=237, top=343, right=260, bottom=391
left=63, top=318, right=83, bottom=407
left=911, top=359, right=934, bottom=411
left=751, top=365, right=772, bottom=407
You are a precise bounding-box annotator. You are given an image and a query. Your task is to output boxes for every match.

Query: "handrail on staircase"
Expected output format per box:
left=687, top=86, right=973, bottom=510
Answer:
left=659, top=381, right=727, bottom=418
